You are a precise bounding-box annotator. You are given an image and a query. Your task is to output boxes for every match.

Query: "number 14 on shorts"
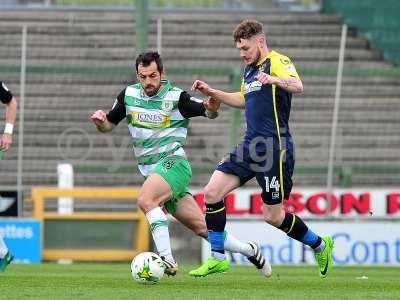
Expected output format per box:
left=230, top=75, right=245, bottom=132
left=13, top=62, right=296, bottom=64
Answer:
left=264, top=176, right=280, bottom=199
left=264, top=176, right=281, bottom=200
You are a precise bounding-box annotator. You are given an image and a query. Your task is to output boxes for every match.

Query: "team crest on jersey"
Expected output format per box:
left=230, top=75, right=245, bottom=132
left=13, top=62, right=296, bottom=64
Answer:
left=280, top=57, right=291, bottom=65
left=162, top=100, right=174, bottom=111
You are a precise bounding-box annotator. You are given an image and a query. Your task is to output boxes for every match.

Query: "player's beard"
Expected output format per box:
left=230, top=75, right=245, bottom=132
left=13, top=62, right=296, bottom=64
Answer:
left=144, top=82, right=161, bottom=97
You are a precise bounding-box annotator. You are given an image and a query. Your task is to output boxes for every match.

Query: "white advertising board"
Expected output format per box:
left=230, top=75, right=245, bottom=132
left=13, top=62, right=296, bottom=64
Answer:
left=201, top=221, right=400, bottom=265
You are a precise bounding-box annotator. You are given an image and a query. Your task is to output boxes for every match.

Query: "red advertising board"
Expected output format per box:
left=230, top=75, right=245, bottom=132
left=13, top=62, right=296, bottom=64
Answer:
left=191, top=188, right=400, bottom=217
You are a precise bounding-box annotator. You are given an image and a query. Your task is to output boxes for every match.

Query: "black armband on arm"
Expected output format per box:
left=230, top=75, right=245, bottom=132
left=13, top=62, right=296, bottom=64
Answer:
left=106, top=88, right=127, bottom=125
left=178, top=91, right=206, bottom=119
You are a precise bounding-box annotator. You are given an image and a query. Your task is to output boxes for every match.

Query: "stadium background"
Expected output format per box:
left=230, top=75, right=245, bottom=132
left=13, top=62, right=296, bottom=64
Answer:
left=0, top=0, right=399, bottom=284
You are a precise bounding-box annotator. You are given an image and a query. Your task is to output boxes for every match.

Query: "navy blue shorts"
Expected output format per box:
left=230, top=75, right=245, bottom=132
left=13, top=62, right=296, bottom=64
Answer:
left=216, top=144, right=294, bottom=205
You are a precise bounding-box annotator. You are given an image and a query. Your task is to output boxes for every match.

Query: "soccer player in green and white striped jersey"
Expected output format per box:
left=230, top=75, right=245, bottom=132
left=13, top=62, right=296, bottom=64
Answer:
left=91, top=52, right=271, bottom=277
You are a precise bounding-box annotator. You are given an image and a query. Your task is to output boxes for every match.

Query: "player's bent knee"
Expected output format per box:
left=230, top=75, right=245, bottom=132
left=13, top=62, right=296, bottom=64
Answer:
left=137, top=196, right=157, bottom=213
left=263, top=211, right=283, bottom=227
left=203, top=185, right=222, bottom=203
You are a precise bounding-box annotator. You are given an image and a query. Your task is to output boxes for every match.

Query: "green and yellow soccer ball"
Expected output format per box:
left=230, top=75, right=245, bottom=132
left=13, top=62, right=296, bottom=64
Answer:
left=131, top=252, right=165, bottom=284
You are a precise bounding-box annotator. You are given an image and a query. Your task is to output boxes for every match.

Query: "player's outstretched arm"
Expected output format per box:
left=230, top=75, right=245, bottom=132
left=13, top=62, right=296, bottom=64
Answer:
left=90, top=110, right=115, bottom=133
left=192, top=80, right=245, bottom=108
left=1, top=96, right=17, bottom=151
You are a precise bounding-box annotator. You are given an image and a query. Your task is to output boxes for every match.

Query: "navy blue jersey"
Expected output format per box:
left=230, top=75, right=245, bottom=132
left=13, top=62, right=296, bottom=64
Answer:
left=240, top=50, right=300, bottom=152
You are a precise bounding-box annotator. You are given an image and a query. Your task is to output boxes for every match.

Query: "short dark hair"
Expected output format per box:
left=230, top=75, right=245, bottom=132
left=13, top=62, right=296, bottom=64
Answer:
left=135, top=51, right=163, bottom=73
left=233, top=20, right=264, bottom=42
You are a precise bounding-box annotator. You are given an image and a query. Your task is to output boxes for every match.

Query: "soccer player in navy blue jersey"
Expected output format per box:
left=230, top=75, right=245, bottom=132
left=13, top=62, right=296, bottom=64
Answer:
left=189, top=20, right=334, bottom=278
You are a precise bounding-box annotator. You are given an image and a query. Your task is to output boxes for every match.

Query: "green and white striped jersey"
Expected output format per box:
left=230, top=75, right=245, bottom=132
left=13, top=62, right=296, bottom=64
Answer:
left=107, top=80, right=209, bottom=176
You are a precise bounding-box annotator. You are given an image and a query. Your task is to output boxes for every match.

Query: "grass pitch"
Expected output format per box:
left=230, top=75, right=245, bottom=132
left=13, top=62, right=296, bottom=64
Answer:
left=0, top=263, right=399, bottom=300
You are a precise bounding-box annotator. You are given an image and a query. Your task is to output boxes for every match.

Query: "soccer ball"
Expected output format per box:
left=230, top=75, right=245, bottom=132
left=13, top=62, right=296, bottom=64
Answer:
left=130, top=252, right=165, bottom=284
